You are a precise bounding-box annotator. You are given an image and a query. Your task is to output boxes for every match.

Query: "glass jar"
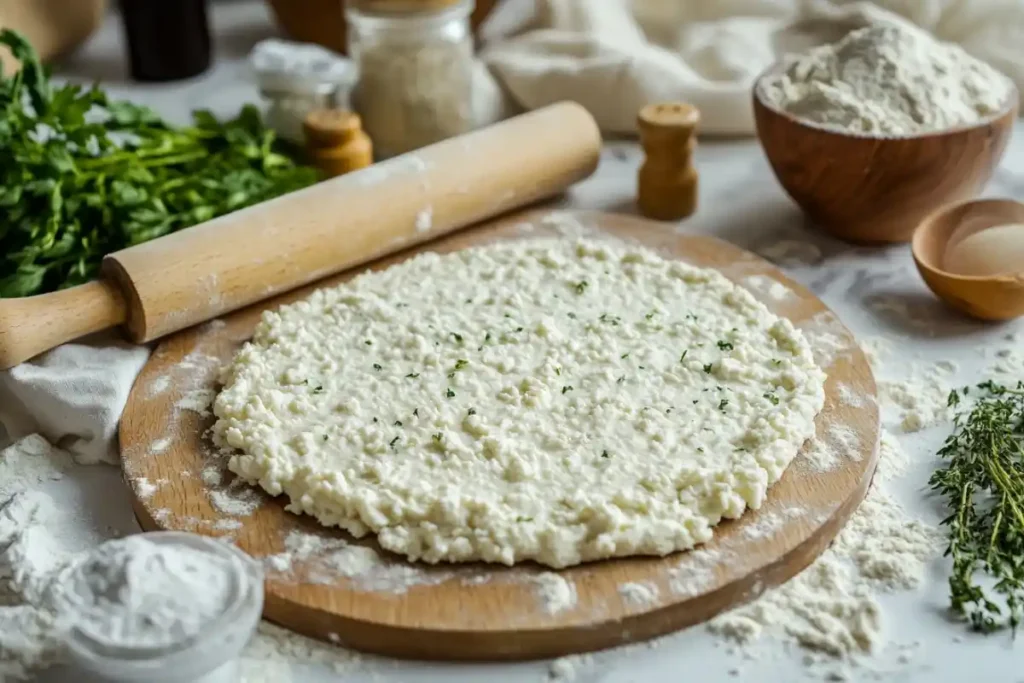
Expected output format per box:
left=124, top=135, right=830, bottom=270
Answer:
left=346, top=0, right=476, bottom=158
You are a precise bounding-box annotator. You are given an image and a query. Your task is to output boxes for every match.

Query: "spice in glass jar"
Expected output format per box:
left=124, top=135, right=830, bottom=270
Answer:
left=346, top=0, right=476, bottom=158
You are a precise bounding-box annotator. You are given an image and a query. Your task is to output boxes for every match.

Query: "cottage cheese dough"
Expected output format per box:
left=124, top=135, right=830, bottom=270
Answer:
left=213, top=236, right=826, bottom=568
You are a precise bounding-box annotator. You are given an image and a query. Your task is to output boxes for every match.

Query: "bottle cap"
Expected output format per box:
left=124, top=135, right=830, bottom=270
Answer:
left=303, top=109, right=364, bottom=148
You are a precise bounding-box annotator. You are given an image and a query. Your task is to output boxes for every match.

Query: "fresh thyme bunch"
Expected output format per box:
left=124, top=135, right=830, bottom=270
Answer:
left=930, top=380, right=1024, bottom=634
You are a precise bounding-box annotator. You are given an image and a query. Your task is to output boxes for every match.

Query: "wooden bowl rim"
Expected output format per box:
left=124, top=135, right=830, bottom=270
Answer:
left=752, top=61, right=1020, bottom=141
left=912, top=196, right=1024, bottom=282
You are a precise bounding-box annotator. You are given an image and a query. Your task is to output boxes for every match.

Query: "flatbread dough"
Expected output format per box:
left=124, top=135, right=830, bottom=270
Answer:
left=212, top=235, right=825, bottom=568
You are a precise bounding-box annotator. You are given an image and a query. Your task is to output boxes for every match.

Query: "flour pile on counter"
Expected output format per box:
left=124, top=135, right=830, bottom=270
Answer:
left=761, top=24, right=1013, bottom=136
left=213, top=235, right=826, bottom=568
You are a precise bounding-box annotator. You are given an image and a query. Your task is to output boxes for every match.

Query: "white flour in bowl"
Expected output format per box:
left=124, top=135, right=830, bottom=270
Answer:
left=760, top=24, right=1013, bottom=136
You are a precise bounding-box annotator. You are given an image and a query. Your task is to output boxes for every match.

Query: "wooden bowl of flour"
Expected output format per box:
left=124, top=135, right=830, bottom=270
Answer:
left=752, top=64, right=1018, bottom=244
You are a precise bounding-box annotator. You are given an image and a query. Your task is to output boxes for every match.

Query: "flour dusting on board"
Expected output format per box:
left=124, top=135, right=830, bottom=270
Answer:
left=618, top=582, right=659, bottom=607
left=798, top=311, right=855, bottom=369
left=667, top=547, right=721, bottom=598
left=756, top=239, right=823, bottom=267
left=261, top=529, right=456, bottom=594
left=530, top=572, right=577, bottom=614
left=743, top=274, right=792, bottom=301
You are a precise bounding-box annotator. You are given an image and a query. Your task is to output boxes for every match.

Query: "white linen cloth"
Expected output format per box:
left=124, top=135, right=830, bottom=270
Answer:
left=482, top=0, right=1024, bottom=136
left=4, top=0, right=1024, bottom=462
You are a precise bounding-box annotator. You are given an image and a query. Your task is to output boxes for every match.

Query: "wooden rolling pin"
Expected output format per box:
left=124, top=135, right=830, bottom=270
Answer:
left=0, top=102, right=602, bottom=369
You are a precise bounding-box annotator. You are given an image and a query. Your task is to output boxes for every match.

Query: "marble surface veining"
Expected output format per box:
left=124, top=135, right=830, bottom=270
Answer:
left=36, top=2, right=1024, bottom=682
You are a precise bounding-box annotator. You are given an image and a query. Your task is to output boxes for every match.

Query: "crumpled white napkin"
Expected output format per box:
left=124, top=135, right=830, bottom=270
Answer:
left=481, top=0, right=1024, bottom=135
left=0, top=334, right=149, bottom=465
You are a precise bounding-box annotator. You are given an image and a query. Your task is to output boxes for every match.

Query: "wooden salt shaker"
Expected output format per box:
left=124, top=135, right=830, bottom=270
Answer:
left=636, top=103, right=700, bottom=221
left=302, top=108, right=373, bottom=178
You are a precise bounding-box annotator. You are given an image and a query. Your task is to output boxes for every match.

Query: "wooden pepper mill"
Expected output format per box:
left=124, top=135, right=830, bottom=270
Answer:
left=636, top=102, right=700, bottom=221
left=302, top=108, right=373, bottom=178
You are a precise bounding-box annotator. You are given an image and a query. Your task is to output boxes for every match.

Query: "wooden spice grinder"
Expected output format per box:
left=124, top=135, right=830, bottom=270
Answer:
left=0, top=102, right=602, bottom=368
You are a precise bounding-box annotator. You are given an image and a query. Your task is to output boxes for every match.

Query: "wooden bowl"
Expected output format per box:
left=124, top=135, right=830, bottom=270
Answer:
left=753, top=65, right=1018, bottom=243
left=912, top=198, right=1024, bottom=321
left=266, top=0, right=500, bottom=55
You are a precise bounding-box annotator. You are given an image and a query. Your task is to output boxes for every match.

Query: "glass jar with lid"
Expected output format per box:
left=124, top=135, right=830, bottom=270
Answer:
left=346, top=0, right=476, bottom=159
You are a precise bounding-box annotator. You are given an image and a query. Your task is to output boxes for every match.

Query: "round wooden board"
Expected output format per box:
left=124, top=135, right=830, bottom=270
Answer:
left=121, top=209, right=879, bottom=661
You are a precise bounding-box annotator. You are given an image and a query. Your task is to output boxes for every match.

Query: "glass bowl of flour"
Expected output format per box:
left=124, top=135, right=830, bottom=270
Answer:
left=52, top=531, right=264, bottom=683
left=753, top=24, right=1018, bottom=244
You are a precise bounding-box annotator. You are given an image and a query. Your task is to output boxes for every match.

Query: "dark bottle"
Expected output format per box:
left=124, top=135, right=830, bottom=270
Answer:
left=118, top=0, right=212, bottom=82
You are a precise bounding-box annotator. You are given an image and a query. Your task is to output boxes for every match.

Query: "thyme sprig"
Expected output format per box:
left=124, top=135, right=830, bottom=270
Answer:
left=929, top=380, right=1024, bottom=634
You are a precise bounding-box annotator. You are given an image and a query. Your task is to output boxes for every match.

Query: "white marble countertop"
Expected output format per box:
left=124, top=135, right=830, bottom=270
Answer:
left=41, top=2, right=1024, bottom=682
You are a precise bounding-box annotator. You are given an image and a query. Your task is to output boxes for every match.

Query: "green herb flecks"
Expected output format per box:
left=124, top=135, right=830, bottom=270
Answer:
left=763, top=392, right=779, bottom=405
left=562, top=385, right=573, bottom=394
left=930, top=381, right=1024, bottom=635
left=574, top=280, right=588, bottom=294
left=445, top=388, right=456, bottom=398
left=717, top=340, right=734, bottom=351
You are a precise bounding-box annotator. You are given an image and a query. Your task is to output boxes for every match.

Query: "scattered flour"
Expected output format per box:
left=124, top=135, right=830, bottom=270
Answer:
left=148, top=375, right=171, bottom=397
left=201, top=465, right=224, bottom=487
left=208, top=484, right=263, bottom=517
left=798, top=312, right=855, bottom=369
left=709, top=423, right=939, bottom=659
left=743, top=274, right=792, bottom=301
left=261, top=530, right=454, bottom=594
left=240, top=622, right=365, bottom=682
left=837, top=384, right=865, bottom=408
left=800, top=425, right=861, bottom=472
left=0, top=437, right=121, bottom=678
left=530, top=572, right=577, bottom=615
left=988, top=344, right=1024, bottom=378
left=756, top=239, right=823, bottom=267
left=134, top=477, right=159, bottom=500
left=547, top=653, right=594, bottom=682
left=149, top=437, right=172, bottom=455
left=176, top=388, right=216, bottom=415
left=878, top=360, right=957, bottom=433
left=667, top=547, right=721, bottom=598
left=859, top=336, right=891, bottom=369
left=618, top=582, right=659, bottom=607
left=709, top=480, right=939, bottom=657
left=414, top=207, right=433, bottom=233
left=760, top=24, right=1013, bottom=136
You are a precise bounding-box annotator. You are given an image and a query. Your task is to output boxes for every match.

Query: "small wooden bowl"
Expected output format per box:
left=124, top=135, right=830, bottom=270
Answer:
left=912, top=198, right=1024, bottom=321
left=753, top=65, right=1018, bottom=243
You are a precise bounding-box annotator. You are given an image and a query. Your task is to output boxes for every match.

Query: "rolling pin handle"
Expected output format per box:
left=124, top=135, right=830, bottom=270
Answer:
left=0, top=280, right=127, bottom=370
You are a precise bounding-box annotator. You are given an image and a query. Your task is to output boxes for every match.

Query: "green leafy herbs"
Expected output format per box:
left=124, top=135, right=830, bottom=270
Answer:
left=929, top=381, right=1024, bottom=634
left=0, top=29, right=319, bottom=297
